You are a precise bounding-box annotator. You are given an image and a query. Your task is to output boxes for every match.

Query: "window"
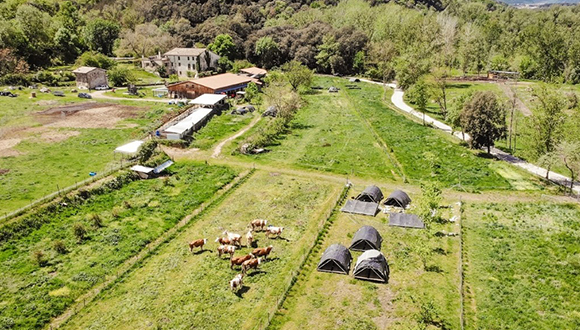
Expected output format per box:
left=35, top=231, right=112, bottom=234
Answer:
left=187, top=57, right=190, bottom=61
left=178, top=63, right=181, bottom=67
left=188, top=64, right=191, bottom=70
left=178, top=56, right=180, bottom=60
left=179, top=71, right=182, bottom=75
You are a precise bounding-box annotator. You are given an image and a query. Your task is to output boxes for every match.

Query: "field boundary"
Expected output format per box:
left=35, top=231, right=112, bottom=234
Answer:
left=49, top=168, right=256, bottom=330
left=256, top=183, right=351, bottom=330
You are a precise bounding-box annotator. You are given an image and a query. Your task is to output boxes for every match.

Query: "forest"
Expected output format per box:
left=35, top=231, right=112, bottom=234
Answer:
left=1, top=0, right=580, bottom=86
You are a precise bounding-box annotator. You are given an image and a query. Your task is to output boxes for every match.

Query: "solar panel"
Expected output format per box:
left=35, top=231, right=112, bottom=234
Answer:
left=341, top=200, right=379, bottom=216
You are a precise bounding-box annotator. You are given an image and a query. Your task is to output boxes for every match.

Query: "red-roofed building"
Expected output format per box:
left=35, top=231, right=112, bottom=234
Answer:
left=167, top=73, right=261, bottom=99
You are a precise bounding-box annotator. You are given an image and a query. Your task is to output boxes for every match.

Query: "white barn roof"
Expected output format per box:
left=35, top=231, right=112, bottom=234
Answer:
left=114, top=140, right=144, bottom=155
left=130, top=165, right=154, bottom=173
left=189, top=94, right=226, bottom=106
left=164, top=108, right=213, bottom=135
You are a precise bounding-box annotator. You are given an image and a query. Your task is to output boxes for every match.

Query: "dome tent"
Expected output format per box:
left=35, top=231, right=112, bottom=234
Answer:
left=384, top=190, right=411, bottom=208
left=317, top=244, right=352, bottom=275
left=354, top=249, right=389, bottom=283
left=356, top=185, right=384, bottom=203
left=349, top=226, right=383, bottom=251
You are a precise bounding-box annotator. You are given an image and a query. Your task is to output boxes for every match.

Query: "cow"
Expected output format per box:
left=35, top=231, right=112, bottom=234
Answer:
left=242, top=257, right=262, bottom=274
left=217, top=245, right=236, bottom=258
left=223, top=231, right=242, bottom=247
left=230, top=254, right=252, bottom=269
left=265, top=226, right=284, bottom=238
left=230, top=273, right=244, bottom=292
left=215, top=236, right=232, bottom=245
left=250, top=219, right=268, bottom=231
left=251, top=245, right=273, bottom=260
left=246, top=230, right=254, bottom=247
left=188, top=238, right=207, bottom=252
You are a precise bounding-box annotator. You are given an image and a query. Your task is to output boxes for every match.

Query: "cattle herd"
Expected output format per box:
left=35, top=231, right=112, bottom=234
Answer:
left=187, top=219, right=285, bottom=293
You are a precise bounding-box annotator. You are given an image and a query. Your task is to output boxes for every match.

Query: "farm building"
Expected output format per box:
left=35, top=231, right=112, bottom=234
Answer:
left=167, top=73, right=260, bottom=99
left=384, top=190, right=411, bottom=208
left=353, top=249, right=389, bottom=283
left=389, top=213, right=425, bottom=229
left=130, top=160, right=174, bottom=179
left=72, top=66, right=108, bottom=89
left=188, top=94, right=227, bottom=109
left=239, top=67, right=267, bottom=78
left=162, top=107, right=214, bottom=140
left=341, top=185, right=383, bottom=216
left=349, top=226, right=383, bottom=251
left=317, top=244, right=352, bottom=275
left=142, top=48, right=220, bottom=78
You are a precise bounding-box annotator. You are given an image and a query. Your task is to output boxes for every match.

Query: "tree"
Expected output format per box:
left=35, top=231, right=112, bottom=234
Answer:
left=461, top=91, right=506, bottom=153
left=75, top=51, right=116, bottom=70
left=530, top=87, right=567, bottom=164
left=556, top=141, right=580, bottom=191
left=83, top=19, right=120, bottom=55
left=244, top=82, right=261, bottom=104
left=0, top=48, right=28, bottom=76
left=255, top=36, right=279, bottom=69
left=117, top=23, right=180, bottom=58
left=448, top=92, right=472, bottom=140
left=409, top=80, right=429, bottom=125
left=208, top=34, right=236, bottom=60
left=315, top=35, right=342, bottom=74
left=281, top=60, right=313, bottom=91
left=108, top=66, right=135, bottom=87
left=430, top=68, right=448, bottom=117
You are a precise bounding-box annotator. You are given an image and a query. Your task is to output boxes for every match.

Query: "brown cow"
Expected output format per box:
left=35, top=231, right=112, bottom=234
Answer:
left=215, top=236, right=232, bottom=245
left=230, top=254, right=252, bottom=269
left=250, top=219, right=268, bottom=231
left=188, top=238, right=207, bottom=252
left=217, top=245, right=236, bottom=258
left=242, top=257, right=262, bottom=274
left=230, top=273, right=244, bottom=292
left=251, top=245, right=273, bottom=260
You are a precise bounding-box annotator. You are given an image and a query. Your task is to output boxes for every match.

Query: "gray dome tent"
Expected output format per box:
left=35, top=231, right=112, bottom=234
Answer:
left=349, top=226, right=383, bottom=251
left=354, top=250, right=389, bottom=283
left=384, top=190, right=411, bottom=208
left=317, top=244, right=352, bottom=275
left=356, top=185, right=384, bottom=203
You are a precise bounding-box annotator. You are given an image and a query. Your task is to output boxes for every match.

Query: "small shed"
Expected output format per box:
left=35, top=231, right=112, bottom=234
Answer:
left=114, top=140, right=144, bottom=157
left=349, top=226, right=383, bottom=251
left=130, top=160, right=174, bottom=179
left=72, top=66, right=108, bottom=90
left=384, top=190, right=411, bottom=208
left=317, top=244, right=352, bottom=275
left=356, top=186, right=384, bottom=203
left=188, top=93, right=227, bottom=109
left=389, top=213, right=425, bottom=229
left=354, top=249, right=389, bottom=283
left=163, top=107, right=214, bottom=140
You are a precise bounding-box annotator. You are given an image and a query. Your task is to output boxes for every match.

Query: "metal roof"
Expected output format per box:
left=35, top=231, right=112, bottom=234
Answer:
left=153, top=160, right=174, bottom=174
left=114, top=140, right=144, bottom=155
left=389, top=213, right=425, bottom=229
left=240, top=67, right=267, bottom=76
left=130, top=165, right=154, bottom=173
left=164, top=108, right=213, bottom=135
left=341, top=200, right=379, bottom=217
left=72, top=66, right=104, bottom=74
left=189, top=94, right=226, bottom=105
left=350, top=226, right=383, bottom=251
left=163, top=48, right=207, bottom=57
left=384, top=190, right=411, bottom=208
left=191, top=73, right=258, bottom=91
left=317, top=244, right=352, bottom=275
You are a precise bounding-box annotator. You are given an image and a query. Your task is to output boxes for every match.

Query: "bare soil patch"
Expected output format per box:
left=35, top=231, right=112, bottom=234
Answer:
left=0, top=138, right=22, bottom=157
left=40, top=130, right=81, bottom=143
left=36, top=103, right=144, bottom=129
left=0, top=169, right=10, bottom=175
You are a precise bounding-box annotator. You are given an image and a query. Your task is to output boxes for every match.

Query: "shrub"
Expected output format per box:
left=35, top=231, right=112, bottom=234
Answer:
left=32, top=250, right=46, bottom=266
left=88, top=213, right=103, bottom=228
left=73, top=223, right=87, bottom=242
left=75, top=51, right=116, bottom=70
left=108, top=66, right=135, bottom=87
left=53, top=240, right=67, bottom=254
left=0, top=73, right=31, bottom=86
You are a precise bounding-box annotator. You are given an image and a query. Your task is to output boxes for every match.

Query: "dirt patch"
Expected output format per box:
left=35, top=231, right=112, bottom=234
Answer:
left=0, top=138, right=22, bottom=157
left=0, top=169, right=10, bottom=175
left=36, top=103, right=144, bottom=129
left=160, top=145, right=200, bottom=160
left=34, top=100, right=59, bottom=107
left=40, top=130, right=81, bottom=143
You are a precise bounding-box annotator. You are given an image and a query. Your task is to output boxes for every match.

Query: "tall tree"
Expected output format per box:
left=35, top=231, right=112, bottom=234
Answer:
left=461, top=91, right=506, bottom=153
left=255, top=36, right=279, bottom=69
left=556, top=141, right=580, bottom=191
left=83, top=19, right=120, bottom=56
left=117, top=23, right=180, bottom=57
left=410, top=80, right=429, bottom=125
left=208, top=34, right=236, bottom=60
left=281, top=60, right=313, bottom=92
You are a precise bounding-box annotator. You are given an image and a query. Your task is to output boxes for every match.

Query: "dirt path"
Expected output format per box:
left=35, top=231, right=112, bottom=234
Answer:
left=90, top=89, right=169, bottom=103
left=497, top=82, right=533, bottom=117
left=211, top=115, right=261, bottom=158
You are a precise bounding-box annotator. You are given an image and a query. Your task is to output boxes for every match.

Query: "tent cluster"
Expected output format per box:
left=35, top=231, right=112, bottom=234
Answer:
left=341, top=185, right=412, bottom=217
left=317, top=225, right=389, bottom=283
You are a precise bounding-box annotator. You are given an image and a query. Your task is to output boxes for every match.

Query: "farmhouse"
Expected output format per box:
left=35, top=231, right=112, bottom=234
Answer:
left=168, top=73, right=260, bottom=99
left=72, top=66, right=108, bottom=89
left=384, top=190, right=411, bottom=208
left=141, top=53, right=171, bottom=75
left=317, top=244, right=352, bottom=275
left=349, top=226, right=383, bottom=251
left=157, top=48, right=220, bottom=78
left=239, top=67, right=268, bottom=78
left=353, top=249, right=389, bottom=283
left=162, top=107, right=214, bottom=140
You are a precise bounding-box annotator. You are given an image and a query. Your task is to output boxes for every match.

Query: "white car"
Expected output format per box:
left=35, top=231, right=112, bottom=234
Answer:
left=94, top=85, right=109, bottom=90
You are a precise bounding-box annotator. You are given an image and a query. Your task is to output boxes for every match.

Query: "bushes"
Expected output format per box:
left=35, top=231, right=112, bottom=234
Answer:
left=73, top=223, right=87, bottom=242
left=0, top=73, right=31, bottom=86
left=108, top=66, right=135, bottom=87
left=75, top=51, right=116, bottom=70
left=53, top=240, right=67, bottom=254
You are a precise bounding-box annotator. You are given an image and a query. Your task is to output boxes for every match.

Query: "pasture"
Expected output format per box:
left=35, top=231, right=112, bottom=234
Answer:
left=0, top=162, right=237, bottom=330
left=60, top=171, right=341, bottom=330
left=190, top=111, right=256, bottom=150
left=270, top=187, right=461, bottom=330
left=0, top=90, right=181, bottom=214
left=462, top=201, right=580, bottom=329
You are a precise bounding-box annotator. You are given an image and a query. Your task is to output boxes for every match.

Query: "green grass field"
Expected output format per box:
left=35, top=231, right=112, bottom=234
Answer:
left=60, top=171, right=340, bottom=330
left=463, top=201, right=580, bottom=329
left=270, top=188, right=461, bottom=330
left=0, top=162, right=237, bottom=330
left=190, top=111, right=256, bottom=150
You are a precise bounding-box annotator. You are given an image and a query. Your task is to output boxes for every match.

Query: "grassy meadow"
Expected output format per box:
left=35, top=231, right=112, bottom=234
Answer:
left=463, top=201, right=580, bottom=329
left=0, top=162, right=237, bottom=330
left=190, top=111, right=256, bottom=150
left=270, top=188, right=461, bottom=330
left=60, top=171, right=341, bottom=330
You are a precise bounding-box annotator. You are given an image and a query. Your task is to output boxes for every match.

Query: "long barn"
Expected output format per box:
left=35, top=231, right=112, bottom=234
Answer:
left=168, top=73, right=261, bottom=99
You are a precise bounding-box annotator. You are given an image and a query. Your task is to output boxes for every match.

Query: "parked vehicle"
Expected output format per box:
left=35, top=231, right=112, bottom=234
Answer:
left=78, top=92, right=92, bottom=99
left=95, top=85, right=109, bottom=90
left=53, top=91, right=65, bottom=97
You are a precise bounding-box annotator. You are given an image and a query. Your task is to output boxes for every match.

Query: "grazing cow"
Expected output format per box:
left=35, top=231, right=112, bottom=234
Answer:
left=265, top=226, right=284, bottom=238
left=215, top=236, right=232, bottom=245
left=230, top=254, right=252, bottom=269
left=250, top=219, right=268, bottom=231
left=242, top=257, right=262, bottom=274
left=246, top=230, right=254, bottom=247
left=223, top=231, right=242, bottom=247
left=217, top=245, right=236, bottom=258
left=251, top=245, right=273, bottom=259
left=230, top=273, right=244, bottom=292
left=188, top=238, right=207, bottom=252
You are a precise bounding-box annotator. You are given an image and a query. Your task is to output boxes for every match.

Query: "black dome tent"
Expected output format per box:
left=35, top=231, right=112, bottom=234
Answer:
left=317, top=244, right=352, bottom=275
left=349, top=226, right=383, bottom=251
left=353, top=249, right=389, bottom=283
left=384, top=190, right=411, bottom=208
left=356, top=185, right=384, bottom=203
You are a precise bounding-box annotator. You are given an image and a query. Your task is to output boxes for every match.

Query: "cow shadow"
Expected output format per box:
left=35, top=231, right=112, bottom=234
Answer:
left=192, top=249, right=211, bottom=255
left=268, top=236, right=290, bottom=242
left=235, top=285, right=250, bottom=298
left=246, top=270, right=266, bottom=277
left=264, top=257, right=280, bottom=262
